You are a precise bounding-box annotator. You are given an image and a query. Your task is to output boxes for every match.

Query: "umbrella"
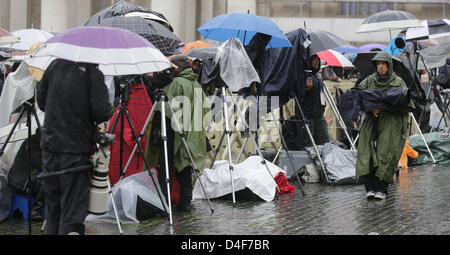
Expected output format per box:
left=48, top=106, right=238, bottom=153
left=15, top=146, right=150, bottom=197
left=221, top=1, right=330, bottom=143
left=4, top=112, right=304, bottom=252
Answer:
left=85, top=0, right=172, bottom=31
left=334, top=45, right=360, bottom=54
left=406, top=19, right=450, bottom=42
left=23, top=26, right=171, bottom=76
left=123, top=11, right=173, bottom=32
left=353, top=52, right=411, bottom=85
left=89, top=16, right=181, bottom=56
left=0, top=28, right=20, bottom=46
left=180, top=40, right=210, bottom=54
left=6, top=29, right=53, bottom=51
left=197, top=12, right=292, bottom=48
left=183, top=47, right=217, bottom=60
left=307, top=30, right=349, bottom=54
left=359, top=43, right=387, bottom=52
left=357, top=9, right=422, bottom=34
left=317, top=49, right=354, bottom=68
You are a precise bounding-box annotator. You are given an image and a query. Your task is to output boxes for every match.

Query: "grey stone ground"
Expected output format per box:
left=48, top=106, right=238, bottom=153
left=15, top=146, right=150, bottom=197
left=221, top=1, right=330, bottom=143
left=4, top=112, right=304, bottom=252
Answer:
left=1, top=162, right=449, bottom=235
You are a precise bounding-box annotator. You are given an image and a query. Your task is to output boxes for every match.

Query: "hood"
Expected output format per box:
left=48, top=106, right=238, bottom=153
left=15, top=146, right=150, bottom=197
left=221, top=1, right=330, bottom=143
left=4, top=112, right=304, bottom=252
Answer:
left=371, top=51, right=394, bottom=82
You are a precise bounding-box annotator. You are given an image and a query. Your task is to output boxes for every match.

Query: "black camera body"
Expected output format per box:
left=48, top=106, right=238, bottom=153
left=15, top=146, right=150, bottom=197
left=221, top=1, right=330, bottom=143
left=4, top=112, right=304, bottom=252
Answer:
left=149, top=67, right=175, bottom=90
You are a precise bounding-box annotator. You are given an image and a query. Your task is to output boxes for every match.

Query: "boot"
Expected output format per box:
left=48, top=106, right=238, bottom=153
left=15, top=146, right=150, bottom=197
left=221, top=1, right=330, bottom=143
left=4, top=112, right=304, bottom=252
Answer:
left=173, top=167, right=193, bottom=213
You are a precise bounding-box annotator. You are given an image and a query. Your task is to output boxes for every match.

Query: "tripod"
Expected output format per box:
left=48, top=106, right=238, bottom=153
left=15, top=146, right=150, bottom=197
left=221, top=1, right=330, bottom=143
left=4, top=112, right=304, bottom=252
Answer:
left=108, top=82, right=170, bottom=220
left=0, top=100, right=41, bottom=235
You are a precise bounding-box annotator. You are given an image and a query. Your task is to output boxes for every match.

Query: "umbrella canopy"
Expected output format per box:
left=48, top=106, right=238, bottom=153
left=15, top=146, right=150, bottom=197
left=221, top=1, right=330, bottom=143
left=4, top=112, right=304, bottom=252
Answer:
left=85, top=0, right=172, bottom=31
left=89, top=16, right=181, bottom=56
left=23, top=26, right=171, bottom=76
left=180, top=40, right=210, bottom=54
left=0, top=28, right=20, bottom=46
left=317, top=49, right=354, bottom=68
left=359, top=43, right=387, bottom=52
left=183, top=47, right=217, bottom=60
left=357, top=9, right=422, bottom=33
left=7, top=29, right=53, bottom=51
left=406, top=19, right=450, bottom=42
left=334, top=45, right=360, bottom=54
left=123, top=11, right=173, bottom=32
left=307, top=30, right=349, bottom=54
left=197, top=13, right=292, bottom=48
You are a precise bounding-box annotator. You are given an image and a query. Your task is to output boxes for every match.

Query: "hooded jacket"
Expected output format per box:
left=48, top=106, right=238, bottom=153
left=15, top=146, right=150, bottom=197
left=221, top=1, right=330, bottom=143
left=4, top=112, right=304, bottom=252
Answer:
left=356, top=51, right=414, bottom=184
left=300, top=54, right=326, bottom=119
left=36, top=59, right=112, bottom=154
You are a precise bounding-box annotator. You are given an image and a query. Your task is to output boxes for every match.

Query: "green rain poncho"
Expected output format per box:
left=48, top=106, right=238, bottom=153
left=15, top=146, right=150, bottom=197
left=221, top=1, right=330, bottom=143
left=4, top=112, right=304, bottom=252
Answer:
left=356, top=51, right=415, bottom=184
left=144, top=67, right=210, bottom=173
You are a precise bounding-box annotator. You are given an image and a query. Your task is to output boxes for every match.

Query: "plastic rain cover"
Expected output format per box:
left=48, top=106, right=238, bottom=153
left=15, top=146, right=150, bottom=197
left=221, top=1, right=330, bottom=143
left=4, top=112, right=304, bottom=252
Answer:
left=85, top=170, right=168, bottom=223
left=214, top=38, right=260, bottom=92
left=192, top=156, right=284, bottom=201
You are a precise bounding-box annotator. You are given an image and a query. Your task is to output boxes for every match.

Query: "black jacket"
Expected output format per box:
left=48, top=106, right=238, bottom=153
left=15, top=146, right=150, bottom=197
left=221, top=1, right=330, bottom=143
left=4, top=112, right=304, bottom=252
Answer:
left=300, top=72, right=326, bottom=119
left=36, top=59, right=111, bottom=154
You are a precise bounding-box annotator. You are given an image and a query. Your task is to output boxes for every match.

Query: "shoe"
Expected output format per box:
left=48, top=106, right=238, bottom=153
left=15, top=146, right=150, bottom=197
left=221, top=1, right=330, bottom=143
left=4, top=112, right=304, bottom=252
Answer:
left=366, top=191, right=376, bottom=199
left=374, top=192, right=386, bottom=200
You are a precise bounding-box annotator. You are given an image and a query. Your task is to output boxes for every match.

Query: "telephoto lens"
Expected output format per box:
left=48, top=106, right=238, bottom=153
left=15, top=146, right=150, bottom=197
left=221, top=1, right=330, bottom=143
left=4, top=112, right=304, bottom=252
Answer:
left=88, top=135, right=114, bottom=214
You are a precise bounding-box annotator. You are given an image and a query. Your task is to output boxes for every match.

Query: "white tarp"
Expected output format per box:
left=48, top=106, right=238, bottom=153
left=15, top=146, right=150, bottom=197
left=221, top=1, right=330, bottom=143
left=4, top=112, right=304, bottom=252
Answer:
left=193, top=156, right=284, bottom=202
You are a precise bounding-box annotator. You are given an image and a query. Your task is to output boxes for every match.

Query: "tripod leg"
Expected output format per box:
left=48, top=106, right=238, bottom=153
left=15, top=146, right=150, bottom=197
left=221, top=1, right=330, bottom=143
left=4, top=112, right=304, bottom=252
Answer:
left=0, top=107, right=27, bottom=155
left=160, top=97, right=173, bottom=226
left=227, top=90, right=283, bottom=196
left=119, top=103, right=157, bottom=182
left=322, top=85, right=356, bottom=150
left=27, top=109, right=32, bottom=235
left=121, top=107, right=170, bottom=219
left=235, top=136, right=248, bottom=164
left=209, top=130, right=226, bottom=169
left=222, top=87, right=236, bottom=205
left=107, top=177, right=123, bottom=234
left=410, top=112, right=436, bottom=163
left=293, top=97, right=330, bottom=184
left=164, top=100, right=215, bottom=213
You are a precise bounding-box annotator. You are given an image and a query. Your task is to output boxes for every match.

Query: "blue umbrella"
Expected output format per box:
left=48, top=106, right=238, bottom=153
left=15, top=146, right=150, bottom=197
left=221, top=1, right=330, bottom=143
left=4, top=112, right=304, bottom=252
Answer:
left=197, top=13, right=292, bottom=48
left=334, top=44, right=360, bottom=54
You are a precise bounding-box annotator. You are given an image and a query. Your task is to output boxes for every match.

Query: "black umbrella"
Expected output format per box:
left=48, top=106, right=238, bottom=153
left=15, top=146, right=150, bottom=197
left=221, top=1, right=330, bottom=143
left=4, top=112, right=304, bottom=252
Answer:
left=353, top=52, right=412, bottom=86
left=88, top=16, right=181, bottom=56
left=307, top=30, right=348, bottom=54
left=183, top=47, right=217, bottom=60
left=85, top=0, right=173, bottom=32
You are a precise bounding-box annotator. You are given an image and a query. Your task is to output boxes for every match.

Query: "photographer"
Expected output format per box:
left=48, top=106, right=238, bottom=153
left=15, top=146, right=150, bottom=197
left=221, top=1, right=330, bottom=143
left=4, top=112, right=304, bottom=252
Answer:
left=145, top=55, right=209, bottom=213
left=36, top=59, right=111, bottom=235
left=298, top=54, right=330, bottom=148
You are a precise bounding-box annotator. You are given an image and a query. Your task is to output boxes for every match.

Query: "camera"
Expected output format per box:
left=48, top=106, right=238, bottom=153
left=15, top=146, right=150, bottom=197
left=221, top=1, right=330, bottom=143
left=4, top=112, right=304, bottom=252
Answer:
left=148, top=67, right=175, bottom=89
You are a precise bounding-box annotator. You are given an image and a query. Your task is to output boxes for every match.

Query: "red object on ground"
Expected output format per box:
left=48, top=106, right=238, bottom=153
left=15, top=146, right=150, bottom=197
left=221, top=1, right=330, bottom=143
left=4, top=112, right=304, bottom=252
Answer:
left=274, top=172, right=295, bottom=195
left=108, top=83, right=152, bottom=185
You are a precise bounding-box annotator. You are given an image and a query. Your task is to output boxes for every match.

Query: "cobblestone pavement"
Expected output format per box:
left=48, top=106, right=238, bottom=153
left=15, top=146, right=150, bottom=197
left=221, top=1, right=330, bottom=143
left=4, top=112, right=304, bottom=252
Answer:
left=1, top=162, right=449, bottom=235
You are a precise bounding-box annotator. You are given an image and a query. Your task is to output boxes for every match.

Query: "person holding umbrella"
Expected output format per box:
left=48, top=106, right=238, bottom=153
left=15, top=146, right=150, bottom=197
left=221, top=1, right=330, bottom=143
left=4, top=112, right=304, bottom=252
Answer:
left=36, top=59, right=112, bottom=235
left=356, top=51, right=414, bottom=200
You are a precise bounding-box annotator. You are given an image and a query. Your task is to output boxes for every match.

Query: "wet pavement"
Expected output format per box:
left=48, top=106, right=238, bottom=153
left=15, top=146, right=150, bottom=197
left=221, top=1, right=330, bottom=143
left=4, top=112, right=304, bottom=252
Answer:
left=1, top=162, right=449, bottom=235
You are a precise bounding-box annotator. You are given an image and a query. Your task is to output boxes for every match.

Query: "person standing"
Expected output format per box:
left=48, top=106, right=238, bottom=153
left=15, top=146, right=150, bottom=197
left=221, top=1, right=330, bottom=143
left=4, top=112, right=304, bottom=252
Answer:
left=356, top=51, right=414, bottom=200
left=36, top=59, right=111, bottom=234
left=298, top=54, right=330, bottom=148
left=145, top=55, right=209, bottom=213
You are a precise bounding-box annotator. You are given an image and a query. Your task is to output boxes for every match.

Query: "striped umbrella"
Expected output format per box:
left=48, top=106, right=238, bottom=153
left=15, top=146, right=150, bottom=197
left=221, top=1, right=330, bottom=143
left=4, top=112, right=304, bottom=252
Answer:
left=24, top=26, right=171, bottom=76
left=88, top=16, right=181, bottom=56
left=317, top=49, right=354, bottom=68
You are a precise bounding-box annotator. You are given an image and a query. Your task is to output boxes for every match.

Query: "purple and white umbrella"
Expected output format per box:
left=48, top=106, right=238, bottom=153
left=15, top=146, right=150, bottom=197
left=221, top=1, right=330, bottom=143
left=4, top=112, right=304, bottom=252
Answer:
left=24, top=26, right=171, bottom=76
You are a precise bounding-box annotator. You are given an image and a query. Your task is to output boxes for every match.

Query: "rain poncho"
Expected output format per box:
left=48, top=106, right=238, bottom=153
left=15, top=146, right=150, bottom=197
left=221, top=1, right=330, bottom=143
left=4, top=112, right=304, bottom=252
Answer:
left=356, top=51, right=414, bottom=184
left=145, top=67, right=210, bottom=172
left=384, top=36, right=406, bottom=57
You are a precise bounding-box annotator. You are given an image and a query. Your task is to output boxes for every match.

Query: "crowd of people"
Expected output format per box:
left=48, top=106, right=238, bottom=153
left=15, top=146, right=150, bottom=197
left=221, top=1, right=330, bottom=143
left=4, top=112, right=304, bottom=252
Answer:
left=1, top=19, right=447, bottom=236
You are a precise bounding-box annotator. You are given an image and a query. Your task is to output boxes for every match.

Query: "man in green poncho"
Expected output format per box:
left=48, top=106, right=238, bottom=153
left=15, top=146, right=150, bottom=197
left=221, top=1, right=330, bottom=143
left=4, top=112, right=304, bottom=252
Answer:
left=356, top=51, right=414, bottom=200
left=145, top=55, right=210, bottom=212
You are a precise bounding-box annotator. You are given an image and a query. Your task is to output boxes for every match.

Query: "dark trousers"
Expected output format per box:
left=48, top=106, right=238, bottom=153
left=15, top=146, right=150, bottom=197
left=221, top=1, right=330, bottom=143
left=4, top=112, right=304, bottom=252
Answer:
left=157, top=117, right=192, bottom=206
left=362, top=173, right=388, bottom=194
left=42, top=151, right=91, bottom=235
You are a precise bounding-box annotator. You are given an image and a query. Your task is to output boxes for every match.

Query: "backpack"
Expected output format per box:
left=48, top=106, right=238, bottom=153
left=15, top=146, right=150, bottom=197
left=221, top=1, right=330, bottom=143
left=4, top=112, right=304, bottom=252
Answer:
left=7, top=132, right=42, bottom=195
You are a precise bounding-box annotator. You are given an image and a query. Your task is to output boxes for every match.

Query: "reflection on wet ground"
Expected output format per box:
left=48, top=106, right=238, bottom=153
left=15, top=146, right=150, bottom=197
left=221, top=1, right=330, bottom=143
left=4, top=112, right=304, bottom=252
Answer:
left=1, top=163, right=449, bottom=235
